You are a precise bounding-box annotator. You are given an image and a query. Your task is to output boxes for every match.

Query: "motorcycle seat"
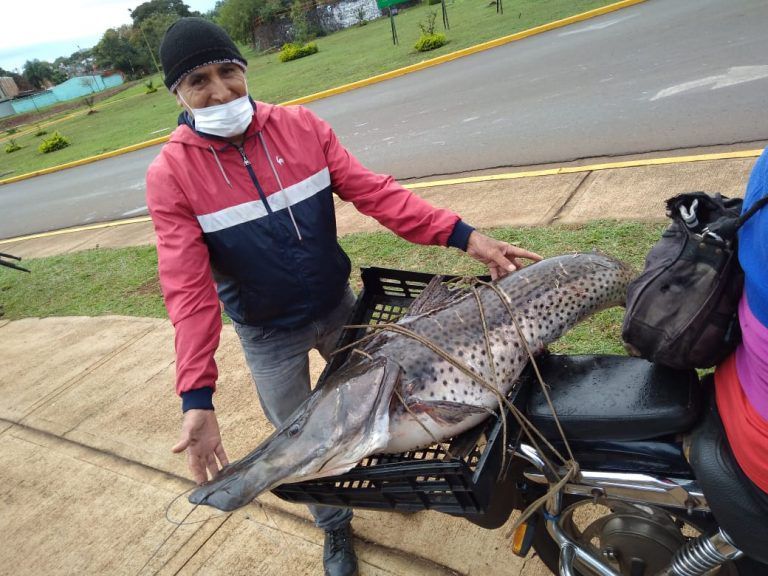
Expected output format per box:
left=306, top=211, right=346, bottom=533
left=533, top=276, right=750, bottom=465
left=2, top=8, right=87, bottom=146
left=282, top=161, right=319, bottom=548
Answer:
left=688, top=400, right=768, bottom=565
left=525, top=354, right=701, bottom=441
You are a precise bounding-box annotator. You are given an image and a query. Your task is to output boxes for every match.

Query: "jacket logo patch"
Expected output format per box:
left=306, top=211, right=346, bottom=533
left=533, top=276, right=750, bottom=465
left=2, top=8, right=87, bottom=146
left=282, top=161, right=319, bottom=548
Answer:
left=276, top=156, right=285, bottom=166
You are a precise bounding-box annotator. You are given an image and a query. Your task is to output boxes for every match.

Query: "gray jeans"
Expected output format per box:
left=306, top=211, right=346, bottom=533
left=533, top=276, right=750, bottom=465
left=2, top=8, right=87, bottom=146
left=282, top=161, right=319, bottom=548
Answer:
left=233, top=286, right=356, bottom=530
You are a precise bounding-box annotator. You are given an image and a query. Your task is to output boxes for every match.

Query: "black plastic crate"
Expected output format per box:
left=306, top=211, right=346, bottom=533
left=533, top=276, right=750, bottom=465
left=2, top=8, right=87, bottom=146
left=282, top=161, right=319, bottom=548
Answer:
left=271, top=267, right=518, bottom=517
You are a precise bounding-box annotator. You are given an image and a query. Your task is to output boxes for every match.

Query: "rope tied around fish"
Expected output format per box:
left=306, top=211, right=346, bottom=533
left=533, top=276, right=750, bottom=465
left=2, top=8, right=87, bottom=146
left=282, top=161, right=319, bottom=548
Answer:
left=144, top=254, right=635, bottom=573
left=338, top=273, right=581, bottom=534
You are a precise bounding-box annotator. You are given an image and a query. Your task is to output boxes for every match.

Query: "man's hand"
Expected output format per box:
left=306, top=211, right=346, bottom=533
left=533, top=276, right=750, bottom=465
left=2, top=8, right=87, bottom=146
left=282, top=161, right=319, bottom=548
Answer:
left=172, top=409, right=229, bottom=485
left=466, top=231, right=543, bottom=280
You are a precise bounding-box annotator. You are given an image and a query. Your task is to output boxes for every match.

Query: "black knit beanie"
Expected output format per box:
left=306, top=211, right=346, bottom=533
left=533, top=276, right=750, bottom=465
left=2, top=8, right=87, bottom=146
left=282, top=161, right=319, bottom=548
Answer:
left=160, top=17, right=248, bottom=91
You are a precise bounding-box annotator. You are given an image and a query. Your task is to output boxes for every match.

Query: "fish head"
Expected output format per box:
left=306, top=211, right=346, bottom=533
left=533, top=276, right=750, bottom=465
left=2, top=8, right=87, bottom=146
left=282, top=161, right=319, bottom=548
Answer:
left=189, top=356, right=398, bottom=511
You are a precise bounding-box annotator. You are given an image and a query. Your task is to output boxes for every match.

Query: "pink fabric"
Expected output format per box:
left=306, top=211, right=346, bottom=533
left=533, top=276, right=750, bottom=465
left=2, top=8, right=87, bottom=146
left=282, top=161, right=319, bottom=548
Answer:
left=735, top=294, right=768, bottom=421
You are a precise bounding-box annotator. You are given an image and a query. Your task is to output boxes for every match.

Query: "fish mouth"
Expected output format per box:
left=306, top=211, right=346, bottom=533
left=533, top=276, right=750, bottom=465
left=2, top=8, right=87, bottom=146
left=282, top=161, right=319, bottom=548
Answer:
left=188, top=468, right=268, bottom=511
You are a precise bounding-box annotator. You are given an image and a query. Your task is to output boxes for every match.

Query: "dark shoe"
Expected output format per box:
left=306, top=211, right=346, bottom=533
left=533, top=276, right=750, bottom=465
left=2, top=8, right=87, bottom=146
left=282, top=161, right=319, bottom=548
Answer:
left=323, top=524, right=359, bottom=576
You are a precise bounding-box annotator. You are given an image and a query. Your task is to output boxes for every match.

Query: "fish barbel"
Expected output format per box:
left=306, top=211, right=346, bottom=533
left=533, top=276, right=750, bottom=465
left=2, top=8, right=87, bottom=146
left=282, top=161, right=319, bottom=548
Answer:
left=190, top=252, right=634, bottom=511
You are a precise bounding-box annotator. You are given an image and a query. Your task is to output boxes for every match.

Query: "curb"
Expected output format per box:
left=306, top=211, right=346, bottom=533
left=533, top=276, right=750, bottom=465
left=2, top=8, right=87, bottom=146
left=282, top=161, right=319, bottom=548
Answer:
left=1, top=148, right=760, bottom=246
left=0, top=136, right=170, bottom=186
left=407, top=149, right=764, bottom=189
left=0, top=216, right=152, bottom=246
left=0, top=0, right=646, bottom=187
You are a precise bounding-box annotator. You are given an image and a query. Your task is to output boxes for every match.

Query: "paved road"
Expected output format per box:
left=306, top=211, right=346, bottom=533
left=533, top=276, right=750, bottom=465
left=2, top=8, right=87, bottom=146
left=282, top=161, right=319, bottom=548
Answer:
left=315, top=0, right=768, bottom=176
left=2, top=0, right=768, bottom=238
left=0, top=146, right=159, bottom=238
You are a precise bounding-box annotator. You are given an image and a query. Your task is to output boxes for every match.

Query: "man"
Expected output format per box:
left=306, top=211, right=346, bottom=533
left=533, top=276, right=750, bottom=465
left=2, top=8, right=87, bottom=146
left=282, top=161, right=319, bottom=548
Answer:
left=148, top=17, right=541, bottom=576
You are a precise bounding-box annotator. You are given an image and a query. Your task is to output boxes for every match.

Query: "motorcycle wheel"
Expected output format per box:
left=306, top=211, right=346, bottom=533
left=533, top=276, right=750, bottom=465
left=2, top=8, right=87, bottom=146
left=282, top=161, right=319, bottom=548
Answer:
left=530, top=497, right=762, bottom=576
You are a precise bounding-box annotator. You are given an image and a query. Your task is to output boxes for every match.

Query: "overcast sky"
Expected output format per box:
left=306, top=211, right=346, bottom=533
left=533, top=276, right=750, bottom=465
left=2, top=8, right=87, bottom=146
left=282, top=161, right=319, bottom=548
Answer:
left=0, top=0, right=216, bottom=73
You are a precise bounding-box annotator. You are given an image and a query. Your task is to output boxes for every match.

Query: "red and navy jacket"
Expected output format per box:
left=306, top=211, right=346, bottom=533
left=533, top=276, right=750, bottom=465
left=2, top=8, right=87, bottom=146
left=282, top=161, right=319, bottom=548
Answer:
left=146, top=101, right=474, bottom=411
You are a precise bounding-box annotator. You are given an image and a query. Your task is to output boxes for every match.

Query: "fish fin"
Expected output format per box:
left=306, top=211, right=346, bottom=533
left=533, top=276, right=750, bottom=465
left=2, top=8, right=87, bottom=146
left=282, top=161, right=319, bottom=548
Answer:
left=417, top=399, right=492, bottom=425
left=407, top=276, right=463, bottom=316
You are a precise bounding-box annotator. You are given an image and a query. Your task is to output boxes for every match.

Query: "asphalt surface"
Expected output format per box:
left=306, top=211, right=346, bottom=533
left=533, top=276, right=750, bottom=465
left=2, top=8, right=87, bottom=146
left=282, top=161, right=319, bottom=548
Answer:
left=315, top=0, right=768, bottom=178
left=2, top=0, right=768, bottom=239
left=0, top=145, right=159, bottom=236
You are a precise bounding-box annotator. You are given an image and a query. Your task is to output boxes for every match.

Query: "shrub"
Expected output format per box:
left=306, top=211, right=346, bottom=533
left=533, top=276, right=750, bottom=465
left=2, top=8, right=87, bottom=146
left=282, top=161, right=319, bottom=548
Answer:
left=355, top=6, right=368, bottom=25
left=415, top=32, right=447, bottom=52
left=34, top=126, right=48, bottom=137
left=38, top=132, right=70, bottom=154
left=419, top=10, right=438, bottom=35
left=415, top=10, right=446, bottom=51
left=145, top=78, right=158, bottom=94
left=83, top=95, right=97, bottom=114
left=5, top=139, right=21, bottom=154
left=279, top=42, right=319, bottom=63
left=6, top=127, right=18, bottom=135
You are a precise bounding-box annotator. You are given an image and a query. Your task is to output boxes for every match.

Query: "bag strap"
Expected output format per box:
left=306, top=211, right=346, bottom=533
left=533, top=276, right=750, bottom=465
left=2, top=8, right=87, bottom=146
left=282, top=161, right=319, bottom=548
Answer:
left=736, top=194, right=768, bottom=230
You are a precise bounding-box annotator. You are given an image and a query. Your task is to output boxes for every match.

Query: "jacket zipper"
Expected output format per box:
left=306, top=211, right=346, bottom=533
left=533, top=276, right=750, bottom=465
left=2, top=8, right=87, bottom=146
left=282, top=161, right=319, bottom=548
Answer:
left=236, top=145, right=273, bottom=214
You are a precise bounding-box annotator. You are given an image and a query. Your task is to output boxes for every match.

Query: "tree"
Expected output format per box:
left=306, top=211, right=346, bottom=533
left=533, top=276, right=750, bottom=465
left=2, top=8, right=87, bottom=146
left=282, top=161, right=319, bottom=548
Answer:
left=94, top=26, right=147, bottom=77
left=218, top=0, right=281, bottom=45
left=205, top=0, right=226, bottom=21
left=136, top=12, right=180, bottom=70
left=129, top=0, right=199, bottom=25
left=51, top=49, right=84, bottom=79
left=290, top=0, right=310, bottom=43
left=22, top=59, right=56, bottom=89
left=50, top=68, right=68, bottom=85
left=69, top=48, right=95, bottom=75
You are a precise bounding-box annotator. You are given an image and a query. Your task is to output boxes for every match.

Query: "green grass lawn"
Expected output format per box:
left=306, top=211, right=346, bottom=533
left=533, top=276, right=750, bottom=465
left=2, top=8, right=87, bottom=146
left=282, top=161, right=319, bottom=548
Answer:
left=1, top=0, right=617, bottom=178
left=0, top=221, right=663, bottom=355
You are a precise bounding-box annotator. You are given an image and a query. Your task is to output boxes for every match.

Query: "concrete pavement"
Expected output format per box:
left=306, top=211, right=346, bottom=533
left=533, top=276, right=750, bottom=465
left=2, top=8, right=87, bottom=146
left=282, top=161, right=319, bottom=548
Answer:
left=0, top=151, right=760, bottom=575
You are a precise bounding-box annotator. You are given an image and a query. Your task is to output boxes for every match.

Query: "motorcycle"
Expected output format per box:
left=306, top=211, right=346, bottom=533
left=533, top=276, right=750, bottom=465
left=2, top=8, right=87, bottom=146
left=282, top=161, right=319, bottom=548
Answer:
left=499, top=353, right=768, bottom=576
left=271, top=267, right=768, bottom=576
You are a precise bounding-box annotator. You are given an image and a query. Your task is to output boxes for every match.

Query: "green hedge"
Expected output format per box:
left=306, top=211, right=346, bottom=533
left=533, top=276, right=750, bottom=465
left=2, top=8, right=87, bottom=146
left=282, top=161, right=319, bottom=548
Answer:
left=414, top=32, right=447, bottom=52
left=5, top=139, right=21, bottom=154
left=38, top=132, right=70, bottom=154
left=279, top=42, right=319, bottom=62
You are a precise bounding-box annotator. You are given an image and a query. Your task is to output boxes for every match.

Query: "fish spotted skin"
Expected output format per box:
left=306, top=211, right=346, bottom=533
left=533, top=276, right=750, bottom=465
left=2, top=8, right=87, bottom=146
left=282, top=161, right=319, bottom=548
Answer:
left=189, top=252, right=633, bottom=511
left=378, top=252, right=633, bottom=451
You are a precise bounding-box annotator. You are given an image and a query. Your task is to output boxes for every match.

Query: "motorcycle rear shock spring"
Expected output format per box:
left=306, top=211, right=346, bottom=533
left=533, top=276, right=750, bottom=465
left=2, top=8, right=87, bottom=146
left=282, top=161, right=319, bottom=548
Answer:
left=669, top=529, right=742, bottom=576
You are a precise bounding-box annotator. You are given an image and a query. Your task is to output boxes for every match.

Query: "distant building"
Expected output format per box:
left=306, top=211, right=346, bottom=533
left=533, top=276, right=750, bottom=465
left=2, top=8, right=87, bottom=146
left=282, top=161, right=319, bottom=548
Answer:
left=0, top=76, right=19, bottom=102
left=0, top=73, right=124, bottom=118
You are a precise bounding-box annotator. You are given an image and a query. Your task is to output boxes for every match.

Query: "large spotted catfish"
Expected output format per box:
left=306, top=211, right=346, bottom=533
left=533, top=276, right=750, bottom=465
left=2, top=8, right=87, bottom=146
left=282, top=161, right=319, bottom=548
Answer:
left=190, top=253, right=633, bottom=511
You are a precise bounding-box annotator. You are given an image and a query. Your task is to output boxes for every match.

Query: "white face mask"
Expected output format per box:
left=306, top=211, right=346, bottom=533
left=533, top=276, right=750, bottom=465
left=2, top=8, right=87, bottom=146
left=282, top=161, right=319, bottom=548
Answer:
left=180, top=93, right=253, bottom=138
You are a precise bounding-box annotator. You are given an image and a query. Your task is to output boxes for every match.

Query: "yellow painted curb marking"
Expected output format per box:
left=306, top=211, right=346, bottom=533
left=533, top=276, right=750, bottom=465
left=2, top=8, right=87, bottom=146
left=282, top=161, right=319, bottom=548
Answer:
left=1, top=148, right=760, bottom=246
left=407, top=149, right=764, bottom=189
left=0, top=217, right=152, bottom=246
left=1, top=0, right=645, bottom=187
left=0, top=136, right=171, bottom=185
